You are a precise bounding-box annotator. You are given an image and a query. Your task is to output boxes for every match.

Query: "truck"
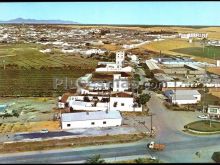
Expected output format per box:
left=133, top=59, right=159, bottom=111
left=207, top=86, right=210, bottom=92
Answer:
left=147, top=141, right=165, bottom=151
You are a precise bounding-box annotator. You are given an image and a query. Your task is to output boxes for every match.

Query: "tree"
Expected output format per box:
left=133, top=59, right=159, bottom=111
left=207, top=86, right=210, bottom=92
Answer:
left=137, top=94, right=151, bottom=111
left=85, top=154, right=105, bottom=164
left=138, top=94, right=151, bottom=105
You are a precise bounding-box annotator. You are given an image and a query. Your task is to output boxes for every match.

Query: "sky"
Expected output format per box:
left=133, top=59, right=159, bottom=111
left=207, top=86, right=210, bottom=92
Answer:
left=0, top=2, right=220, bottom=25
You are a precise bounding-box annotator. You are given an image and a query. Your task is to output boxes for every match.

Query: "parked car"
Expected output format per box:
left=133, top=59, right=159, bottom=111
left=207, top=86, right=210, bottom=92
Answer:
left=149, top=156, right=157, bottom=160
left=40, top=129, right=49, bottom=133
left=198, top=115, right=208, bottom=119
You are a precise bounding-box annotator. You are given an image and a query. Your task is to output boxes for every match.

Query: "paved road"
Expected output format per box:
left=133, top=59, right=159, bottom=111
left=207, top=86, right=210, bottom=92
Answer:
left=0, top=135, right=218, bottom=163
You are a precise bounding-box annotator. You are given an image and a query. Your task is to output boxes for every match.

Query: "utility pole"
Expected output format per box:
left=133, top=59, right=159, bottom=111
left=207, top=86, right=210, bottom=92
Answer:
left=149, top=113, right=155, bottom=137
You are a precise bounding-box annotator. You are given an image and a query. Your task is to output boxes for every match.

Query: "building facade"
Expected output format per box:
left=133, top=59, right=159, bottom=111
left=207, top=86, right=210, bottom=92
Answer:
left=61, top=111, right=122, bottom=129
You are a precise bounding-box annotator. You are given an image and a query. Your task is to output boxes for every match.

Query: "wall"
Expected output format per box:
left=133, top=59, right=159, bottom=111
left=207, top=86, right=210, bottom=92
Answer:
left=62, top=118, right=122, bottom=129
left=110, top=97, right=135, bottom=111
left=172, top=99, right=198, bottom=105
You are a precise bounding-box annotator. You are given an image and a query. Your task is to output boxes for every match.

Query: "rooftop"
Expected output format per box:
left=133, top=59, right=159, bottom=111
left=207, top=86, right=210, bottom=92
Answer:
left=61, top=110, right=122, bottom=122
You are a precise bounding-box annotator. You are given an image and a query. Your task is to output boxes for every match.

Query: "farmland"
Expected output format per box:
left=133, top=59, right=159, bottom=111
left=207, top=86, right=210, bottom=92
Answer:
left=172, top=46, right=220, bottom=60
left=0, top=43, right=98, bottom=70
left=139, top=38, right=218, bottom=63
left=0, top=43, right=98, bottom=96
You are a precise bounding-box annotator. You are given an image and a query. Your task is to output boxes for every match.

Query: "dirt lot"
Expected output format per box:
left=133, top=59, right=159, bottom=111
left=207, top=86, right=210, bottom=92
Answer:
left=0, top=121, right=60, bottom=134
left=0, top=97, right=59, bottom=134
left=208, top=67, right=220, bottom=76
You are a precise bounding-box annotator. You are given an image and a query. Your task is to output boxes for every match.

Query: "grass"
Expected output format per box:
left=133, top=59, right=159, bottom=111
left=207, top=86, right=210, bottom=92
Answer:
left=172, top=46, right=220, bottom=60
left=114, top=157, right=160, bottom=163
left=139, top=38, right=217, bottom=63
left=0, top=133, right=146, bottom=153
left=185, top=120, right=220, bottom=132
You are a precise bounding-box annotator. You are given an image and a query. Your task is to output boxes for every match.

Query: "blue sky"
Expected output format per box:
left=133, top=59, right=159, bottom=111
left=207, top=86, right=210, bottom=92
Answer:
left=0, top=2, right=220, bottom=25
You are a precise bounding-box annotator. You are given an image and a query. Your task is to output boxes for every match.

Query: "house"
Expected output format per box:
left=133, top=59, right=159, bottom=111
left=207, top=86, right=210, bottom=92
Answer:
left=164, top=89, right=201, bottom=105
left=61, top=110, right=122, bottom=129
left=64, top=92, right=141, bottom=112
left=95, top=51, right=133, bottom=72
left=57, top=93, right=75, bottom=109
left=110, top=92, right=141, bottom=111
left=113, top=74, right=129, bottom=92
left=207, top=105, right=220, bottom=118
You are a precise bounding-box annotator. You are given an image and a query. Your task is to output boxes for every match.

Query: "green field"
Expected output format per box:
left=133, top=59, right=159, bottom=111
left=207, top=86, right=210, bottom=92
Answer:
left=0, top=69, right=92, bottom=97
left=0, top=43, right=98, bottom=96
left=172, top=46, right=220, bottom=60
left=0, top=43, right=98, bottom=70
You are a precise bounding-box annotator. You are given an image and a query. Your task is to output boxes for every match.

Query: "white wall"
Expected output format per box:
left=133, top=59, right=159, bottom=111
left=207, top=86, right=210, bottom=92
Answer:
left=62, top=118, right=122, bottom=129
left=113, top=74, right=129, bottom=92
left=172, top=99, right=198, bottom=105
left=110, top=97, right=135, bottom=111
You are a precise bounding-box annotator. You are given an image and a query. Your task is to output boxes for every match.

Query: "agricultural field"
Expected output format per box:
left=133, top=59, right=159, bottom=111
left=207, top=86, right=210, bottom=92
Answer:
left=207, top=67, right=220, bottom=76
left=139, top=38, right=218, bottom=63
left=172, top=46, right=220, bottom=60
left=0, top=43, right=98, bottom=70
left=0, top=69, right=91, bottom=97
left=0, top=43, right=98, bottom=96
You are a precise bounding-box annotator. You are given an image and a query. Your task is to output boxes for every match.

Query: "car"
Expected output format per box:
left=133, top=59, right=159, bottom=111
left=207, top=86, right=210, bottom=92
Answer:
left=40, top=129, right=49, bottom=133
left=198, top=115, right=208, bottom=119
left=149, top=156, right=156, bottom=160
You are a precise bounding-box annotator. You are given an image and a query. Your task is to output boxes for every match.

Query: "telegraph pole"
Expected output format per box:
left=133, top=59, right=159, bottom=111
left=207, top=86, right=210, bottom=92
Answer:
left=149, top=113, right=155, bottom=137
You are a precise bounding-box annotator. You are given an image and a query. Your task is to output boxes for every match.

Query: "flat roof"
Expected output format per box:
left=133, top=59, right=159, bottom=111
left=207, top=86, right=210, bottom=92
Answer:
left=165, top=89, right=201, bottom=97
left=62, top=111, right=122, bottom=122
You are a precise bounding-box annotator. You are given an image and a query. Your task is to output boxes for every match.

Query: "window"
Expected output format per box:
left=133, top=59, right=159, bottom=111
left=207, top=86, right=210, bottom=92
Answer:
left=103, top=121, right=106, bottom=124
left=91, top=122, right=95, bottom=125
left=121, top=103, right=124, bottom=106
left=67, top=124, right=71, bottom=127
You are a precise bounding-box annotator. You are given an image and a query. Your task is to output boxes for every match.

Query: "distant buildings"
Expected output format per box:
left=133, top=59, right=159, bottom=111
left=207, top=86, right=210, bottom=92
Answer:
left=179, top=33, right=208, bottom=39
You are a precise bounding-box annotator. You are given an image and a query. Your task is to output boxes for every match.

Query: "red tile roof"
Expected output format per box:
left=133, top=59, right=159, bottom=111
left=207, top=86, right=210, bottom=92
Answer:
left=111, top=92, right=132, bottom=97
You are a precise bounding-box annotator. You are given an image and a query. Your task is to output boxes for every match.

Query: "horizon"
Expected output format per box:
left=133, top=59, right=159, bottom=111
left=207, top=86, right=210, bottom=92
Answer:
left=1, top=2, right=220, bottom=26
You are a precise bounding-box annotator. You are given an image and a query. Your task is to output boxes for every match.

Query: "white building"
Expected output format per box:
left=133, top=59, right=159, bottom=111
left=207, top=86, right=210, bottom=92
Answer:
left=61, top=111, right=122, bottom=129
left=128, top=54, right=140, bottom=64
left=64, top=92, right=141, bottom=112
left=217, top=60, right=220, bottom=67
left=95, top=51, right=133, bottom=72
left=207, top=105, right=220, bottom=118
left=164, top=89, right=201, bottom=105
left=113, top=74, right=129, bottom=92
left=110, top=92, right=141, bottom=111
left=179, top=33, right=208, bottom=39
left=39, top=49, right=51, bottom=53
left=80, top=74, right=92, bottom=84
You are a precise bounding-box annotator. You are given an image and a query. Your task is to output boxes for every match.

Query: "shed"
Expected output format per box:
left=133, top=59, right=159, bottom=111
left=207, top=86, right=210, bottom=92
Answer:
left=61, top=111, right=122, bottom=129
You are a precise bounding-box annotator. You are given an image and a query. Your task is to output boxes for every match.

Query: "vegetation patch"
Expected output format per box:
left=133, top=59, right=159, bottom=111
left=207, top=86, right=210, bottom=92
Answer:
left=185, top=120, right=220, bottom=132
left=0, top=133, right=146, bottom=153
left=172, top=46, right=220, bottom=60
